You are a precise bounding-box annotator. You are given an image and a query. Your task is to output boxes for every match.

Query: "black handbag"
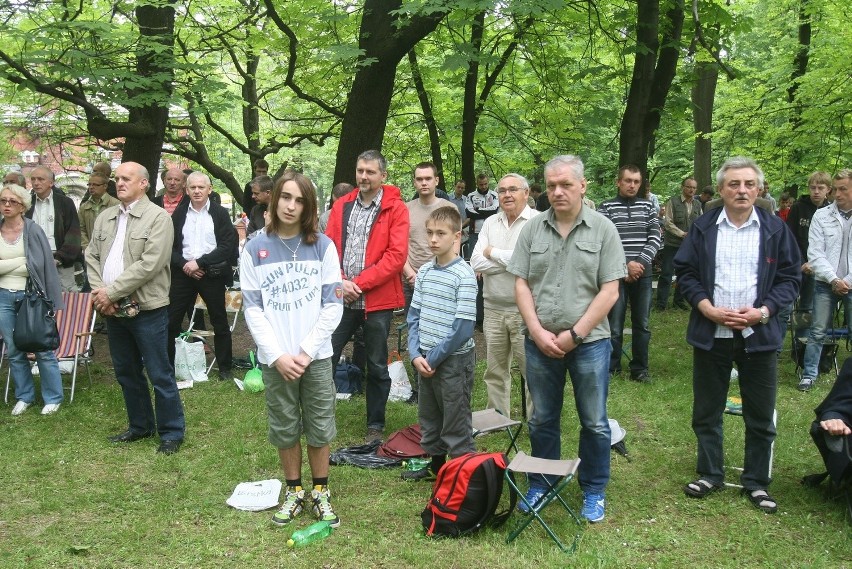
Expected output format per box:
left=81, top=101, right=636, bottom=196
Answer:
left=13, top=278, right=60, bottom=353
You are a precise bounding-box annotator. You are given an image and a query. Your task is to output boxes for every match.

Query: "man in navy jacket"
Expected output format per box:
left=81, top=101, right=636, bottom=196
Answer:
left=674, top=157, right=800, bottom=514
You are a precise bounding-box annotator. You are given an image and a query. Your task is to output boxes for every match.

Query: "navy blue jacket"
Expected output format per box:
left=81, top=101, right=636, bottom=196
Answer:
left=674, top=205, right=801, bottom=352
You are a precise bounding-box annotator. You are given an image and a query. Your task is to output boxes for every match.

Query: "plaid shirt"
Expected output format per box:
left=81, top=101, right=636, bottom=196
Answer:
left=714, top=207, right=760, bottom=338
left=342, top=189, right=383, bottom=309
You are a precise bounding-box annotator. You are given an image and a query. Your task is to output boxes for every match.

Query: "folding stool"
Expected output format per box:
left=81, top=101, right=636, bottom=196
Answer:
left=471, top=409, right=523, bottom=455
left=505, top=451, right=583, bottom=553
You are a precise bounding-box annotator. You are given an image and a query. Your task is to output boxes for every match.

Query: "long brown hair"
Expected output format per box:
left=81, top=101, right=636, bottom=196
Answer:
left=268, top=171, right=319, bottom=245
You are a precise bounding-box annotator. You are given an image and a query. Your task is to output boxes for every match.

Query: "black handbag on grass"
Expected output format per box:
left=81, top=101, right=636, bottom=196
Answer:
left=13, top=278, right=60, bottom=353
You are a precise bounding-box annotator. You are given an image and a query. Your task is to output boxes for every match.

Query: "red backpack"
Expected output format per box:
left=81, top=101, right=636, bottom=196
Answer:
left=421, top=452, right=516, bottom=537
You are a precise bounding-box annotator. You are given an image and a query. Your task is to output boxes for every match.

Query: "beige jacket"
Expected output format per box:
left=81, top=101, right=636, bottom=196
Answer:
left=85, top=197, right=173, bottom=310
left=79, top=193, right=120, bottom=249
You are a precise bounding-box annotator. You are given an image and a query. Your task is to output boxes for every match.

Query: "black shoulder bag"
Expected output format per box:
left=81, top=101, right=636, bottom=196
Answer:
left=14, top=278, right=60, bottom=353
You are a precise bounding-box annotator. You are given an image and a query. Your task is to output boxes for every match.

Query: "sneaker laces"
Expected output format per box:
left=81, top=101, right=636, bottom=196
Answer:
left=312, top=487, right=335, bottom=519
left=279, top=487, right=304, bottom=515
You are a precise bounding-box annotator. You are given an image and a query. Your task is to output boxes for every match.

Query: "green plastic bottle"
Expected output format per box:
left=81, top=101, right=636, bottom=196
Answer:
left=287, top=521, right=333, bottom=548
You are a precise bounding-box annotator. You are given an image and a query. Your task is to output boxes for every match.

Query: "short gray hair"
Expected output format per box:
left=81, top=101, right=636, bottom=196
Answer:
left=499, top=173, right=530, bottom=191
left=2, top=183, right=32, bottom=209
left=715, top=157, right=765, bottom=191
left=356, top=149, right=387, bottom=173
left=30, top=165, right=55, bottom=182
left=187, top=171, right=211, bottom=187
left=4, top=171, right=25, bottom=186
left=544, top=155, right=585, bottom=181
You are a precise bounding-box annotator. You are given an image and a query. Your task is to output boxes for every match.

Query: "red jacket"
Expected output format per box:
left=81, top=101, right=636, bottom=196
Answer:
left=325, top=184, right=409, bottom=313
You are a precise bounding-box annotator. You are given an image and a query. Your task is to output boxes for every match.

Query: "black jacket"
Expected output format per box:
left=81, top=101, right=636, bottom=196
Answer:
left=786, top=194, right=828, bottom=259
left=25, top=187, right=82, bottom=267
left=170, top=198, right=239, bottom=286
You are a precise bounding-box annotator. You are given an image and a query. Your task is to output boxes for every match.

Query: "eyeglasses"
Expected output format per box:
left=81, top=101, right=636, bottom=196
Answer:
left=496, top=187, right=523, bottom=195
left=87, top=182, right=106, bottom=188
left=0, top=198, right=22, bottom=206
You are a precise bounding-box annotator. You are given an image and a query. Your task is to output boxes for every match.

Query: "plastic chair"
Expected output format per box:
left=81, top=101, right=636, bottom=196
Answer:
left=505, top=452, right=583, bottom=553
left=4, top=291, right=96, bottom=404
left=185, top=288, right=242, bottom=374
left=472, top=408, right=523, bottom=455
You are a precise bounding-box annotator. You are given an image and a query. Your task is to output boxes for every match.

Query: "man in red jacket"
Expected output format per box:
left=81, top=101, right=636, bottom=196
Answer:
left=326, top=149, right=410, bottom=443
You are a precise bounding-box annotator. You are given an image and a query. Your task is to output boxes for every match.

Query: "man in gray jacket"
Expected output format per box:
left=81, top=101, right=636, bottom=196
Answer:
left=86, top=161, right=185, bottom=455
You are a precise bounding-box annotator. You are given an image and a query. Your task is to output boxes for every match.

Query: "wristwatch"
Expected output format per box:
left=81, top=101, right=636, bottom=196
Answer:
left=569, top=327, right=585, bottom=345
left=758, top=307, right=770, bottom=325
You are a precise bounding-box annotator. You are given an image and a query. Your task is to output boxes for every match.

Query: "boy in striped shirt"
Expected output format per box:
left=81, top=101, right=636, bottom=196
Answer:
left=403, top=206, right=478, bottom=480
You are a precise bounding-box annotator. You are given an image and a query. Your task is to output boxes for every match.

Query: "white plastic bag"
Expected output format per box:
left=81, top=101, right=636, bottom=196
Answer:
left=226, top=479, right=282, bottom=511
left=174, top=335, right=209, bottom=384
left=387, top=351, right=412, bottom=402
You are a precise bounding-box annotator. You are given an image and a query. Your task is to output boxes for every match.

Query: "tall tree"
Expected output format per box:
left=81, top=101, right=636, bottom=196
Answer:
left=332, top=0, right=448, bottom=183
left=0, top=1, right=177, bottom=190
left=619, top=0, right=685, bottom=178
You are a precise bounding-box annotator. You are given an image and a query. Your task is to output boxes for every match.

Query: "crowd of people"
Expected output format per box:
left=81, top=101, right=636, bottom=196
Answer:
left=3, top=152, right=850, bottom=530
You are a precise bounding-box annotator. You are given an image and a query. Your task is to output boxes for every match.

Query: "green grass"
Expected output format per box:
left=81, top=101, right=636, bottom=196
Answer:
left=1, top=310, right=851, bottom=568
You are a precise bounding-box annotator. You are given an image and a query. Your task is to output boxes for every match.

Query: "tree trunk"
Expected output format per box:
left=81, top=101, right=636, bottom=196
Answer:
left=460, top=11, right=486, bottom=191
left=619, top=0, right=684, bottom=179
left=408, top=49, right=444, bottom=182
left=123, top=4, right=176, bottom=197
left=692, top=61, right=718, bottom=191
left=333, top=0, right=447, bottom=184
left=787, top=0, right=811, bottom=174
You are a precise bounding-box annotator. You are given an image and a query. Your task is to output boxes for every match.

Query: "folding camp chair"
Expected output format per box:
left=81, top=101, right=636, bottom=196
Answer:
left=186, top=288, right=242, bottom=374
left=505, top=452, right=583, bottom=553
left=4, top=291, right=96, bottom=404
left=722, top=397, right=777, bottom=489
left=472, top=408, right=523, bottom=455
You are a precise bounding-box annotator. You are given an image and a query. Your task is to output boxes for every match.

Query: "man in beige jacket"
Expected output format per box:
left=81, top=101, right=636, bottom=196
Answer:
left=85, top=161, right=185, bottom=455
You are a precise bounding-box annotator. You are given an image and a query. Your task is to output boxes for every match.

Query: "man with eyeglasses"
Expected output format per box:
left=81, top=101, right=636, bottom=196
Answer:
left=79, top=173, right=120, bottom=249
left=25, top=165, right=82, bottom=292
left=470, top=174, right=539, bottom=419
left=598, top=165, right=661, bottom=383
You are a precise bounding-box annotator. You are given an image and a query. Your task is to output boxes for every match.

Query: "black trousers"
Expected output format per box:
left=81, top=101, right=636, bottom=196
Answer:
left=167, top=271, right=233, bottom=372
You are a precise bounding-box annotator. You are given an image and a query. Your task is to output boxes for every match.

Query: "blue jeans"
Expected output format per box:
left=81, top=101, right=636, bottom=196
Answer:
left=692, top=337, right=777, bottom=489
left=107, top=307, right=185, bottom=440
left=609, top=275, right=652, bottom=375
left=656, top=245, right=683, bottom=308
left=525, top=336, right=611, bottom=493
left=0, top=288, right=63, bottom=405
left=331, top=307, right=393, bottom=431
left=803, top=281, right=852, bottom=380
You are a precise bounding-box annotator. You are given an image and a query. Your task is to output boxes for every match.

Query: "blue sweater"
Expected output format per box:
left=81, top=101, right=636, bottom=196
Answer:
left=674, top=206, right=801, bottom=352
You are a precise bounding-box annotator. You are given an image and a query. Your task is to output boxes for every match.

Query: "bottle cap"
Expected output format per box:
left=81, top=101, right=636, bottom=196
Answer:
left=287, top=539, right=295, bottom=548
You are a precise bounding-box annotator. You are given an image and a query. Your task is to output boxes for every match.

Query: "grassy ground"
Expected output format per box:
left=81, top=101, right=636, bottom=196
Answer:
left=1, top=308, right=850, bottom=568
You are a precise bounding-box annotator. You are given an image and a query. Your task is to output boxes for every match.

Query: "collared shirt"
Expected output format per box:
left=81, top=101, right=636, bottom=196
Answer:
left=342, top=189, right=383, bottom=310
left=103, top=199, right=141, bottom=285
left=161, top=192, right=185, bottom=216
left=182, top=199, right=217, bottom=260
left=470, top=205, right=540, bottom=311
left=33, top=191, right=56, bottom=251
left=714, top=207, right=760, bottom=338
left=507, top=206, right=627, bottom=341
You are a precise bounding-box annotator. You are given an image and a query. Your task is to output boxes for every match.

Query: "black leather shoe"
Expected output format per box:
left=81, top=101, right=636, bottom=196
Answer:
left=630, top=371, right=652, bottom=383
left=157, top=439, right=183, bottom=455
left=108, top=429, right=153, bottom=443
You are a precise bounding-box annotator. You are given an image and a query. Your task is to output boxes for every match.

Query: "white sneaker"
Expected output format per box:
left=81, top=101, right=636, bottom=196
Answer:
left=41, top=403, right=61, bottom=415
left=11, top=401, right=30, bottom=416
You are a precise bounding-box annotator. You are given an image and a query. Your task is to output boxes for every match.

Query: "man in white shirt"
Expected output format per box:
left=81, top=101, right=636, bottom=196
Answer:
left=166, top=172, right=239, bottom=381
left=26, top=166, right=82, bottom=291
left=471, top=173, right=539, bottom=419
